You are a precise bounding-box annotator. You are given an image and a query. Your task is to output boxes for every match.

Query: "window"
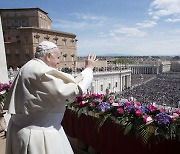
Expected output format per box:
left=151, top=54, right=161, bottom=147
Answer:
left=63, top=54, right=67, bottom=61
left=25, top=49, right=31, bottom=61
left=14, top=20, right=18, bottom=26
left=15, top=49, right=19, bottom=55
left=100, top=85, right=103, bottom=91
left=24, top=36, right=28, bottom=43
left=71, top=54, right=74, bottom=61
left=6, top=49, right=11, bottom=61
left=34, top=33, right=40, bottom=43
left=115, top=82, right=118, bottom=88
left=22, top=20, right=27, bottom=26
left=44, top=34, right=49, bottom=40
left=7, top=20, right=11, bottom=26
left=62, top=37, right=67, bottom=45
left=53, top=35, right=58, bottom=44
left=108, top=83, right=111, bottom=89
left=70, top=39, right=74, bottom=45
left=91, top=84, right=94, bottom=93
left=15, top=49, right=20, bottom=62
left=25, top=49, right=29, bottom=54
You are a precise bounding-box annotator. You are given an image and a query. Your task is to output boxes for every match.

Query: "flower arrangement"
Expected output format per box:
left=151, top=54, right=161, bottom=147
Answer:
left=67, top=93, right=180, bottom=145
left=0, top=82, right=12, bottom=104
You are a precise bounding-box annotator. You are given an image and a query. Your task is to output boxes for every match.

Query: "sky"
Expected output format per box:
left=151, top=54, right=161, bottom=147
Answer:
left=0, top=0, right=180, bottom=56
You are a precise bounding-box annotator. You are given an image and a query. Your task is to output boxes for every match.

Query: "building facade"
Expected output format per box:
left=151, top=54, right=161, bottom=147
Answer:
left=171, top=61, right=180, bottom=72
left=87, top=70, right=132, bottom=94
left=129, top=64, right=160, bottom=74
left=0, top=8, right=77, bottom=69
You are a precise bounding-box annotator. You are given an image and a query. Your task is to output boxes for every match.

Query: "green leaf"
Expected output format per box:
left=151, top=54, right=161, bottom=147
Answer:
left=84, top=106, right=89, bottom=115
left=77, top=107, right=84, bottom=118
left=139, top=125, right=155, bottom=146
left=124, top=123, right=132, bottom=135
left=97, top=113, right=111, bottom=132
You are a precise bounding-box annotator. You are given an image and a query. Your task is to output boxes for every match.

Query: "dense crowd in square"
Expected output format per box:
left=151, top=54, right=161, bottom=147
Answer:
left=118, top=72, right=180, bottom=108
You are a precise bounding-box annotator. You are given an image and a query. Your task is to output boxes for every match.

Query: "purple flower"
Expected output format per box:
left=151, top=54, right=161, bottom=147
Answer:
left=140, top=106, right=149, bottom=113
left=97, top=102, right=110, bottom=112
left=155, top=113, right=170, bottom=127
left=93, top=98, right=102, bottom=104
left=125, top=104, right=135, bottom=113
left=118, top=102, right=125, bottom=107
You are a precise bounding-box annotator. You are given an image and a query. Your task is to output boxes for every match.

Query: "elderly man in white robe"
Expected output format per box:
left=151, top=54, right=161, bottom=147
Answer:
left=4, top=41, right=97, bottom=154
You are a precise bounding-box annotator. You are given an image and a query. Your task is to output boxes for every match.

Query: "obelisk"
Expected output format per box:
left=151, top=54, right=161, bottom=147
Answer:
left=0, top=15, right=8, bottom=83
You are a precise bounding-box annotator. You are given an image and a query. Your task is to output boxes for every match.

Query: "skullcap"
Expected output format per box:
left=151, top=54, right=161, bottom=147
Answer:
left=36, top=41, right=57, bottom=53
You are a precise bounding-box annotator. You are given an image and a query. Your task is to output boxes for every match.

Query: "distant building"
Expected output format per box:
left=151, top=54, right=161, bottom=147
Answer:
left=0, top=8, right=77, bottom=69
left=171, top=61, right=180, bottom=72
left=128, top=64, right=159, bottom=74
left=88, top=69, right=132, bottom=94
left=159, top=61, right=171, bottom=73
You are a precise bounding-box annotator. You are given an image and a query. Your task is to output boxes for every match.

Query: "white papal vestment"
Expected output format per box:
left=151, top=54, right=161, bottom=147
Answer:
left=4, top=58, right=93, bottom=154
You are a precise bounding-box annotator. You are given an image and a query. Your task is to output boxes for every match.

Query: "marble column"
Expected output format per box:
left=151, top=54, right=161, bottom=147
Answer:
left=0, top=15, right=8, bottom=83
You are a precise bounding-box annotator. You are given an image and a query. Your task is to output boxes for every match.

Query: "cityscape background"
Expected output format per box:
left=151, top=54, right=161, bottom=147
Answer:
left=0, top=1, right=180, bottom=154
left=0, top=0, right=180, bottom=56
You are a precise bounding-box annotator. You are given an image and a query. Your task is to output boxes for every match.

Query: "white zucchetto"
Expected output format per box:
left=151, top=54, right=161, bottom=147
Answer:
left=36, top=41, right=58, bottom=52
left=35, top=41, right=58, bottom=58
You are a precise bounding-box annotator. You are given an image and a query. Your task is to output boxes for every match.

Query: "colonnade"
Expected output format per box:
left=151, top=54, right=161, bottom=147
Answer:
left=129, top=65, right=159, bottom=74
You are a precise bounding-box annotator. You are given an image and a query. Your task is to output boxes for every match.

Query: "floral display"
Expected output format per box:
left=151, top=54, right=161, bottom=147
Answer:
left=67, top=93, right=180, bottom=145
left=0, top=82, right=12, bottom=104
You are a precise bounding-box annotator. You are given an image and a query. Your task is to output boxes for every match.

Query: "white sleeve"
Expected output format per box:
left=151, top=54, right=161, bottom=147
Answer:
left=78, top=68, right=93, bottom=93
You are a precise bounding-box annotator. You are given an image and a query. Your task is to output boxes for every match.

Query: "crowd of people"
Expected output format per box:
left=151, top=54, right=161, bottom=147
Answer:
left=118, top=72, right=180, bottom=108
left=131, top=74, right=156, bottom=87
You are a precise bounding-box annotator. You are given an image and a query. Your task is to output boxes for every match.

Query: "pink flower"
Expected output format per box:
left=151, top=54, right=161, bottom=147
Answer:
left=135, top=110, right=142, bottom=116
left=74, top=97, right=79, bottom=103
left=174, top=110, right=180, bottom=116
left=124, top=101, right=131, bottom=106
left=91, top=93, right=105, bottom=99
left=117, top=108, right=124, bottom=115
left=134, top=102, right=141, bottom=109
left=143, top=115, right=153, bottom=125
left=0, top=83, right=3, bottom=91
left=89, top=102, right=94, bottom=107
left=81, top=94, right=89, bottom=99
left=148, top=104, right=157, bottom=112
left=160, top=108, right=166, bottom=113
left=108, top=97, right=114, bottom=103
left=112, top=103, right=120, bottom=107
left=169, top=113, right=179, bottom=121
left=78, top=101, right=85, bottom=108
